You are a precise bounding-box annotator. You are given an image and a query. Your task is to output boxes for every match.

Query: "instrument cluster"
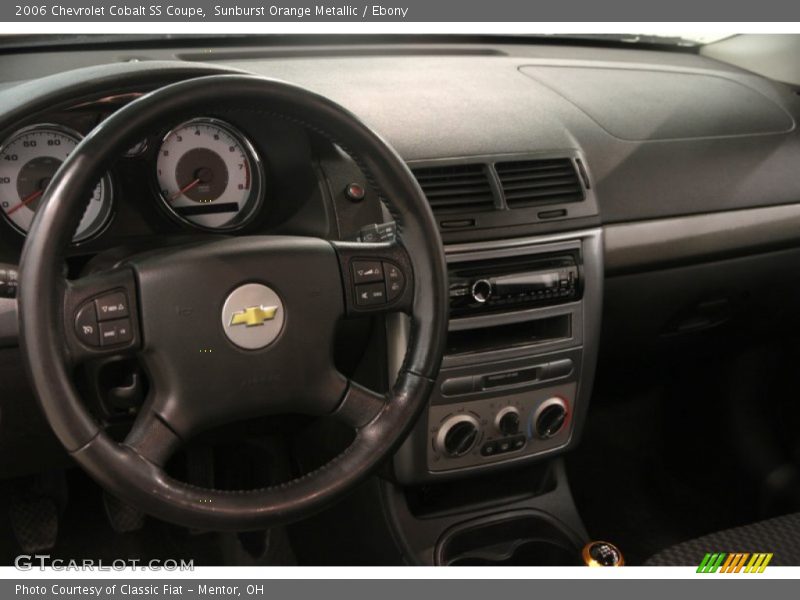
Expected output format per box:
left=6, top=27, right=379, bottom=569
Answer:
left=0, top=114, right=269, bottom=244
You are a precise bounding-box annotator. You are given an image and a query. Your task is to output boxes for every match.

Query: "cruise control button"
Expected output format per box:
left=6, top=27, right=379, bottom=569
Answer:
left=95, top=291, right=130, bottom=322
left=355, top=283, right=387, bottom=306
left=99, top=318, right=133, bottom=347
left=384, top=262, right=405, bottom=301
left=352, top=261, right=384, bottom=284
left=75, top=303, right=99, bottom=347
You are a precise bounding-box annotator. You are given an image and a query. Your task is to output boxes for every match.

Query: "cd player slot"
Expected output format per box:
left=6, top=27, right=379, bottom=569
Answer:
left=445, top=314, right=571, bottom=356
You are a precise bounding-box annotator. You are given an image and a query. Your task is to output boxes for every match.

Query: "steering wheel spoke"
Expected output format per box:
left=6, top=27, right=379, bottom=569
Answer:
left=331, top=380, right=389, bottom=430
left=63, top=267, right=141, bottom=364
left=331, top=240, right=414, bottom=317
left=122, top=407, right=182, bottom=468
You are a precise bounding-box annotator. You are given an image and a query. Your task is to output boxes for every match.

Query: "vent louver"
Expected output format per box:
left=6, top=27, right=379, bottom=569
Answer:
left=496, top=158, right=584, bottom=208
left=411, top=164, right=495, bottom=213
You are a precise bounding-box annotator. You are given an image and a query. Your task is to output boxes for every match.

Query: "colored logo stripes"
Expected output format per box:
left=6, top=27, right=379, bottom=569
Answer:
left=697, top=552, right=773, bottom=573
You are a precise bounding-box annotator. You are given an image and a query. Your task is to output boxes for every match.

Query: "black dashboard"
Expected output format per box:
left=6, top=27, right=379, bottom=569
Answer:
left=2, top=36, right=800, bottom=486
left=1, top=39, right=799, bottom=262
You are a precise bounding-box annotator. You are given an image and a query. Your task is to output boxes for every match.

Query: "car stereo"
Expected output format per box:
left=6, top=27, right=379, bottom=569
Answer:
left=448, top=254, right=580, bottom=316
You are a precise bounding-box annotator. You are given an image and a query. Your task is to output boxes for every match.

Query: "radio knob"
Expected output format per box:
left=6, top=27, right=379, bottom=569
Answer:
left=471, top=279, right=493, bottom=303
left=436, top=414, right=481, bottom=457
left=495, top=406, right=521, bottom=436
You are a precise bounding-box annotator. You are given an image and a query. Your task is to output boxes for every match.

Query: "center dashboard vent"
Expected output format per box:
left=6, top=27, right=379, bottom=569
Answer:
left=410, top=164, right=495, bottom=213
left=495, top=158, right=584, bottom=208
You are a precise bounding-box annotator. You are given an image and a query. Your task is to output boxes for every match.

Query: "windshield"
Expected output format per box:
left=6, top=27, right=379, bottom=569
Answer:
left=0, top=33, right=736, bottom=51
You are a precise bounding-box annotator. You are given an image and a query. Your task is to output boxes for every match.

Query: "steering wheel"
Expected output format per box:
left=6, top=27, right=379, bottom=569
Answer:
left=17, top=75, right=448, bottom=531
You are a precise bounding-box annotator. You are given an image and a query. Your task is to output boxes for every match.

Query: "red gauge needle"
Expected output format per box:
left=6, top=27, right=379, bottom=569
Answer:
left=169, top=178, right=201, bottom=201
left=7, top=189, right=44, bottom=215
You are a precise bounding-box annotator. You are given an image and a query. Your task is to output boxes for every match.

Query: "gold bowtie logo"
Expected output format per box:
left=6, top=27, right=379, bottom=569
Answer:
left=229, top=305, right=279, bottom=327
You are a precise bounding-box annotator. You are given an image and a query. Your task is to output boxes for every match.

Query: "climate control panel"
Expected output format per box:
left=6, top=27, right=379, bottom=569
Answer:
left=427, top=382, right=575, bottom=472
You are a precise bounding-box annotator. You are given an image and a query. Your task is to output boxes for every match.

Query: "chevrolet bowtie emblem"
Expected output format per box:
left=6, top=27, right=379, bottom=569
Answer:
left=229, top=305, right=279, bottom=327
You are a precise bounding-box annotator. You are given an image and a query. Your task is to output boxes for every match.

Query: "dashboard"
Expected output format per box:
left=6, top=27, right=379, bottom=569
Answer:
left=2, top=37, right=800, bottom=484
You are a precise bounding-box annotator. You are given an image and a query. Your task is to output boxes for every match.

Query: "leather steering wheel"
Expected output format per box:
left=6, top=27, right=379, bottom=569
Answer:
left=17, top=74, right=448, bottom=531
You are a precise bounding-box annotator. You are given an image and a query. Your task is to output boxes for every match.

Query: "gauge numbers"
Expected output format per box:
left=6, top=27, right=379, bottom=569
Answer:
left=156, top=118, right=264, bottom=231
left=0, top=124, right=113, bottom=242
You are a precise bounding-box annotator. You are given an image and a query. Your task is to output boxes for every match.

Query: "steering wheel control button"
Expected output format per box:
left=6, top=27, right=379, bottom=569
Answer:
left=221, top=283, right=285, bottom=350
left=383, top=262, right=405, bottom=301
left=99, top=318, right=132, bottom=347
left=74, top=303, right=100, bottom=347
left=94, top=291, right=130, bottom=322
left=355, top=282, right=387, bottom=306
left=352, top=261, right=384, bottom=284
left=358, top=221, right=396, bottom=243
left=345, top=182, right=366, bottom=202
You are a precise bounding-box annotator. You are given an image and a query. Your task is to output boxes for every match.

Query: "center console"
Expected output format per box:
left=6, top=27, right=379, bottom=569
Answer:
left=391, top=228, right=603, bottom=484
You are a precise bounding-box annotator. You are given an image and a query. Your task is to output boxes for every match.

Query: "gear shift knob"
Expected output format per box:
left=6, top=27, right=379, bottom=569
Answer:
left=582, top=541, right=625, bottom=567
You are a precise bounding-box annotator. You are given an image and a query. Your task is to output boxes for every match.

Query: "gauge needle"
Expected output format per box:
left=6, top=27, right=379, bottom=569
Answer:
left=7, top=189, right=44, bottom=215
left=170, top=178, right=201, bottom=201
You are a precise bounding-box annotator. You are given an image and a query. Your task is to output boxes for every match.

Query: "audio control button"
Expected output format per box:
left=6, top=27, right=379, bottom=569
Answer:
left=383, top=262, right=405, bottom=301
left=352, top=261, right=384, bottom=284
left=355, top=283, right=387, bottom=306
left=470, top=279, right=492, bottom=303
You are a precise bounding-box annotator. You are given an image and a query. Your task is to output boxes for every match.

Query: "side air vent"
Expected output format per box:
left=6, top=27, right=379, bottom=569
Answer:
left=496, top=158, right=584, bottom=208
left=411, top=164, right=495, bottom=213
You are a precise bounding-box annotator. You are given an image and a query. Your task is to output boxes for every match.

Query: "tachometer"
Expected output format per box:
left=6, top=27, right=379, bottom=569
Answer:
left=156, top=118, right=264, bottom=230
left=0, top=124, right=113, bottom=242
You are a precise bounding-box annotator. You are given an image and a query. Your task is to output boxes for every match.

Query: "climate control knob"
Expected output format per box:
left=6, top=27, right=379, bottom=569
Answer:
left=436, top=414, right=481, bottom=457
left=533, top=397, right=569, bottom=439
left=495, top=406, right=521, bottom=436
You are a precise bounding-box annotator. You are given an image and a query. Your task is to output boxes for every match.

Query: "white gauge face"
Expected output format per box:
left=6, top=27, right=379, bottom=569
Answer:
left=156, top=118, right=264, bottom=230
left=0, top=125, right=113, bottom=243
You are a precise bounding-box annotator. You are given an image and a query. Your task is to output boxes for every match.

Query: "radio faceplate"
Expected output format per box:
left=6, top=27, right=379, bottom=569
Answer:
left=449, top=254, right=580, bottom=317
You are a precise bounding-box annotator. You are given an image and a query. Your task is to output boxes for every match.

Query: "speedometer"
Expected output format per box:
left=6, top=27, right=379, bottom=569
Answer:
left=0, top=124, right=113, bottom=243
left=156, top=118, right=264, bottom=231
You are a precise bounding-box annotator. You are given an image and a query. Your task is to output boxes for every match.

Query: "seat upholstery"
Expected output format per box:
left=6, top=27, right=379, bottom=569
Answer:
left=646, top=512, right=800, bottom=566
